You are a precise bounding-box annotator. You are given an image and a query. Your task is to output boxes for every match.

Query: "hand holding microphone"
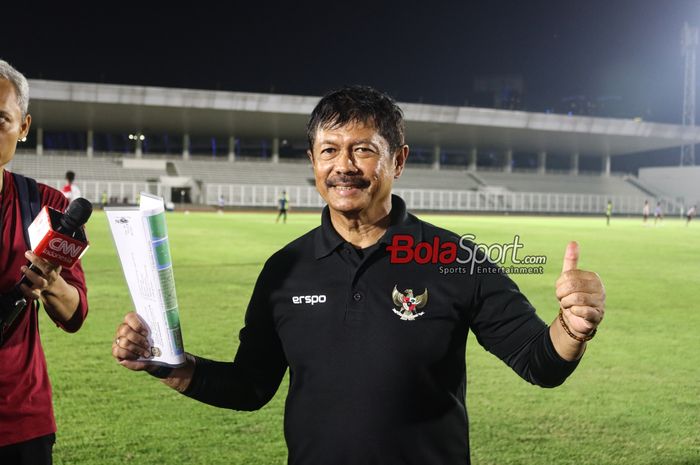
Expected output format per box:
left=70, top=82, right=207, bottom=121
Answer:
left=0, top=198, right=92, bottom=345
left=18, top=251, right=65, bottom=301
left=17, top=197, right=93, bottom=296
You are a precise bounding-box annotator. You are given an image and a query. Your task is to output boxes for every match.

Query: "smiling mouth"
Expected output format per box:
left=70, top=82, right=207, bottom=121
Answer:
left=328, top=184, right=369, bottom=197
left=326, top=177, right=370, bottom=191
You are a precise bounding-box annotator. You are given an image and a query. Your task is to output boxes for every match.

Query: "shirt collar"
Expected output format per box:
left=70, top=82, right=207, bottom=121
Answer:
left=314, top=194, right=423, bottom=259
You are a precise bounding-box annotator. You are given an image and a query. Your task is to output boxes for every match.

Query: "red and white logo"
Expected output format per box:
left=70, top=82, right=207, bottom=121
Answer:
left=28, top=206, right=89, bottom=268
left=391, top=285, right=428, bottom=320
left=48, top=237, right=84, bottom=258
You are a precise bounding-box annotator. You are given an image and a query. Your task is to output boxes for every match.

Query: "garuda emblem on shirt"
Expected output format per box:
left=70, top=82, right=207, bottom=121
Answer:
left=391, top=285, right=428, bottom=320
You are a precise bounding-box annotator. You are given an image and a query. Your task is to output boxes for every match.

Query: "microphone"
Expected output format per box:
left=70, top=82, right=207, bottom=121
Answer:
left=0, top=198, right=92, bottom=345
left=54, top=198, right=93, bottom=236
left=18, top=197, right=93, bottom=287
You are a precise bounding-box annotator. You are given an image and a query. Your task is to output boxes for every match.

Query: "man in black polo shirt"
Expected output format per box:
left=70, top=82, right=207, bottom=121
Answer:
left=113, top=86, right=605, bottom=464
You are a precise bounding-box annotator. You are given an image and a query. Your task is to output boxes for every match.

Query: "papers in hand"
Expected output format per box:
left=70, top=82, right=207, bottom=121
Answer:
left=106, top=193, right=185, bottom=367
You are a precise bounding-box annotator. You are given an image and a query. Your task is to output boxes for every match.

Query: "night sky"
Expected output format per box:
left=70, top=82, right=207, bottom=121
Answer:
left=5, top=1, right=700, bottom=126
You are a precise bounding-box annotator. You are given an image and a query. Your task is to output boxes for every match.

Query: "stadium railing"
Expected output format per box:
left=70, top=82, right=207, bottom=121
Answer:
left=203, top=183, right=684, bottom=215
left=32, top=178, right=684, bottom=215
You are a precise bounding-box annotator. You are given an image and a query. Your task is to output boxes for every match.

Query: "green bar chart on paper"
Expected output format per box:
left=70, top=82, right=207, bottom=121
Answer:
left=106, top=193, right=185, bottom=366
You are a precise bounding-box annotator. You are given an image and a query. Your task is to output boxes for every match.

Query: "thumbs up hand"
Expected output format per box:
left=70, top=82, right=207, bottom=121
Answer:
left=555, top=241, right=605, bottom=340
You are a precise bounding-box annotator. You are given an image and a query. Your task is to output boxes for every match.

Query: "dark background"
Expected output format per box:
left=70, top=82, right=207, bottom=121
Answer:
left=5, top=1, right=700, bottom=168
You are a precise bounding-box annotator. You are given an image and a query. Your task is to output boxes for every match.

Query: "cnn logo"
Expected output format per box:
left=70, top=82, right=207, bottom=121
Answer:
left=48, top=238, right=83, bottom=258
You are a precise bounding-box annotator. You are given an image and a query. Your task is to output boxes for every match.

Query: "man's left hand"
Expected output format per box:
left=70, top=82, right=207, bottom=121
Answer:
left=555, top=241, right=605, bottom=339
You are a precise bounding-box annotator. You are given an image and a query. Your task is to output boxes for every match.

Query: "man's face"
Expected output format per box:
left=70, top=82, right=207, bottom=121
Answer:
left=308, top=120, right=407, bottom=216
left=0, top=78, right=30, bottom=170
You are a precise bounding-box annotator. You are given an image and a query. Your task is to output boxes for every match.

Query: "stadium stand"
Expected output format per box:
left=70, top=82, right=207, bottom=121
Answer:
left=395, top=166, right=481, bottom=190
left=8, top=154, right=167, bottom=182
left=165, top=160, right=648, bottom=197
left=171, top=160, right=483, bottom=190
left=8, top=152, right=682, bottom=214
left=171, top=159, right=315, bottom=186
left=638, top=166, right=700, bottom=206
left=475, top=171, right=647, bottom=196
left=17, top=79, right=699, bottom=213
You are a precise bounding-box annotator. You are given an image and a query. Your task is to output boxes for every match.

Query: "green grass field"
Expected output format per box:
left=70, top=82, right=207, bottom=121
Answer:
left=40, top=210, right=699, bottom=465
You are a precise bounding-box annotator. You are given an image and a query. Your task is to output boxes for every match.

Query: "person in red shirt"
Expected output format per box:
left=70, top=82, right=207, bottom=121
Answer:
left=60, top=170, right=81, bottom=201
left=0, top=60, right=89, bottom=464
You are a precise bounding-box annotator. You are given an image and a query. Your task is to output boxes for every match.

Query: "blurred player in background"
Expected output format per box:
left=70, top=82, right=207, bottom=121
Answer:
left=61, top=170, right=81, bottom=201
left=275, top=190, right=290, bottom=223
left=654, top=202, right=663, bottom=226
left=642, top=200, right=650, bottom=224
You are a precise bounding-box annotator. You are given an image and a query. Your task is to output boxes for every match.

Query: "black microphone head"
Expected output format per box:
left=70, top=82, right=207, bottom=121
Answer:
left=59, top=198, right=93, bottom=234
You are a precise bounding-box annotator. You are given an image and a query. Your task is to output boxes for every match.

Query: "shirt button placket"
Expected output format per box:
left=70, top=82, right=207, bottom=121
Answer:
left=345, top=268, right=367, bottom=325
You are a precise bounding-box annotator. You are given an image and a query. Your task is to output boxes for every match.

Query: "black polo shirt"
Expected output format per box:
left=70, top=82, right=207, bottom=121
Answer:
left=184, top=195, right=578, bottom=465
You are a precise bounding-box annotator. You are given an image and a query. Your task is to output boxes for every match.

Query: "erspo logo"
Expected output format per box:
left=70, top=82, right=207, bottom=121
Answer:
left=292, top=295, right=327, bottom=306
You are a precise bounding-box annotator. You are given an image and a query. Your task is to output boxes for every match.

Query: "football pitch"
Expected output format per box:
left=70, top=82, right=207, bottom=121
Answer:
left=41, top=210, right=699, bottom=465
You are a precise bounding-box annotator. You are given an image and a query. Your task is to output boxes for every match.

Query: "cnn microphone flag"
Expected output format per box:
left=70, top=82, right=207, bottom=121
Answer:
left=27, top=206, right=89, bottom=269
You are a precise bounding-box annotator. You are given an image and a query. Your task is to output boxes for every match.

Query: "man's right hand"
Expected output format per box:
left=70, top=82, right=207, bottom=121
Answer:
left=112, top=312, right=152, bottom=371
left=112, top=311, right=196, bottom=392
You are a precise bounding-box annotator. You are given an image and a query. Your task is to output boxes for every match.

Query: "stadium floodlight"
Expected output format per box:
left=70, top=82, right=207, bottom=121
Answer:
left=681, top=22, right=698, bottom=166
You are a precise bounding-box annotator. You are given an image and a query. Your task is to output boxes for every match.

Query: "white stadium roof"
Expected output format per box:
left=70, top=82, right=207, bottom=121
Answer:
left=27, top=79, right=700, bottom=156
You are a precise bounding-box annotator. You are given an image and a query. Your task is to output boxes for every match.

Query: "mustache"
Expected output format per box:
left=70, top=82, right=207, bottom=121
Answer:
left=325, top=176, right=370, bottom=189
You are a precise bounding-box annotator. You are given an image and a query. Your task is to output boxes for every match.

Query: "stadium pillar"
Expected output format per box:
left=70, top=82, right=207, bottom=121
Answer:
left=538, top=151, right=547, bottom=174
left=432, top=144, right=440, bottom=170
left=228, top=136, right=236, bottom=162
left=504, top=149, right=513, bottom=172
left=183, top=134, right=190, bottom=160
left=36, top=127, right=43, bottom=156
left=603, top=154, right=611, bottom=176
left=135, top=137, right=143, bottom=158
left=272, top=137, right=280, bottom=163
left=570, top=152, right=579, bottom=175
left=468, top=147, right=477, bottom=171
left=86, top=130, right=94, bottom=158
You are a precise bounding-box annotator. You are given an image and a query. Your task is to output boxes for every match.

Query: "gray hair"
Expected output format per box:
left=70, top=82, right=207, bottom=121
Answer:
left=0, top=59, right=29, bottom=118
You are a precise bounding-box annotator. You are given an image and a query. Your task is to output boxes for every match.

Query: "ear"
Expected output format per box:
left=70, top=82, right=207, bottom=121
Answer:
left=19, top=114, right=31, bottom=140
left=393, top=145, right=409, bottom=179
left=307, top=149, right=315, bottom=164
